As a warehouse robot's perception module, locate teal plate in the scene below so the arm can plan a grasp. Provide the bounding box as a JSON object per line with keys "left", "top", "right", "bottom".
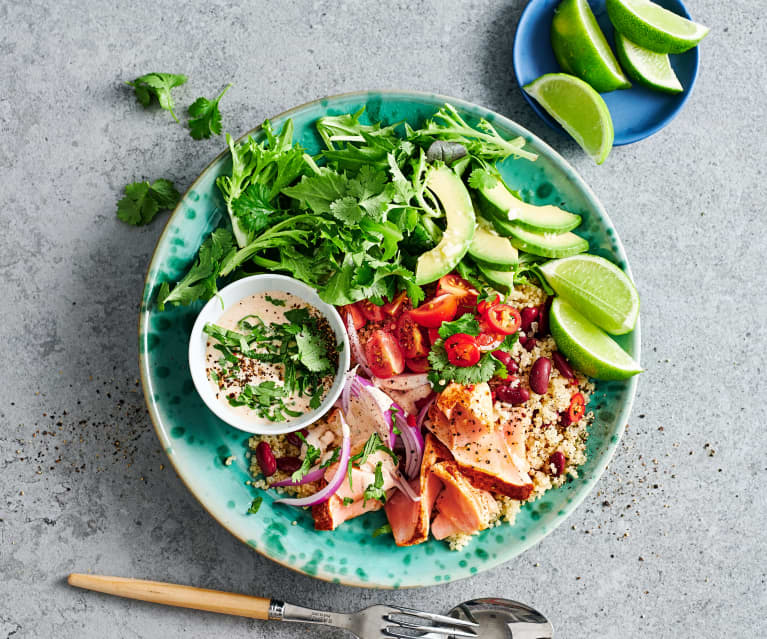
{"left": 139, "top": 91, "right": 640, "bottom": 589}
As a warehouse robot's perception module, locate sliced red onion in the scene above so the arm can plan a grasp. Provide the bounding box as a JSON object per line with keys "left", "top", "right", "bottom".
{"left": 416, "top": 394, "right": 436, "bottom": 430}
{"left": 391, "top": 471, "right": 421, "bottom": 502}
{"left": 273, "top": 412, "right": 351, "bottom": 507}
{"left": 346, "top": 313, "right": 372, "bottom": 377}
{"left": 374, "top": 373, "right": 430, "bottom": 391}
{"left": 270, "top": 466, "right": 325, "bottom": 488}
{"left": 394, "top": 411, "right": 424, "bottom": 479}
{"left": 340, "top": 365, "right": 359, "bottom": 415}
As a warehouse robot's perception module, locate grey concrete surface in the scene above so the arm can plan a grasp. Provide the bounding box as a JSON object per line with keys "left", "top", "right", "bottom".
{"left": 1, "top": 0, "right": 765, "bottom": 637}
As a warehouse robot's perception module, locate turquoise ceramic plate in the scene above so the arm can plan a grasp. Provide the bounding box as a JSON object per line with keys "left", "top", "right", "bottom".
{"left": 139, "top": 91, "right": 640, "bottom": 589}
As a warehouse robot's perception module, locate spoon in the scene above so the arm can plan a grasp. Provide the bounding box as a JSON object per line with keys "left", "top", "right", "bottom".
{"left": 431, "top": 598, "right": 554, "bottom": 639}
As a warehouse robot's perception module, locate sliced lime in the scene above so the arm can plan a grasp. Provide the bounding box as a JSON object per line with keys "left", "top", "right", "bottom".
{"left": 614, "top": 32, "right": 682, "bottom": 93}
{"left": 551, "top": 0, "right": 631, "bottom": 92}
{"left": 539, "top": 254, "right": 639, "bottom": 334}
{"left": 523, "top": 73, "right": 614, "bottom": 165}
{"left": 606, "top": 0, "right": 709, "bottom": 54}
{"left": 550, "top": 298, "right": 642, "bottom": 380}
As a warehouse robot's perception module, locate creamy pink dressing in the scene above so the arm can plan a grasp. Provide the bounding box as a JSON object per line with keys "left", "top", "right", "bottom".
{"left": 205, "top": 291, "right": 330, "bottom": 426}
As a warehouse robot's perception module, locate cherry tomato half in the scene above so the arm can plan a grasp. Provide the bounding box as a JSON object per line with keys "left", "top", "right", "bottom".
{"left": 382, "top": 291, "right": 410, "bottom": 317}
{"left": 405, "top": 357, "right": 430, "bottom": 373}
{"left": 408, "top": 294, "right": 459, "bottom": 328}
{"left": 428, "top": 327, "right": 441, "bottom": 345}
{"left": 477, "top": 294, "right": 502, "bottom": 317}
{"left": 476, "top": 317, "right": 506, "bottom": 350}
{"left": 485, "top": 304, "right": 522, "bottom": 335}
{"left": 396, "top": 312, "right": 429, "bottom": 359}
{"left": 341, "top": 303, "right": 366, "bottom": 331}
{"left": 568, "top": 392, "right": 586, "bottom": 423}
{"left": 444, "top": 333, "right": 481, "bottom": 367}
{"left": 364, "top": 330, "right": 405, "bottom": 378}
{"left": 476, "top": 331, "right": 504, "bottom": 351}
{"left": 358, "top": 300, "right": 386, "bottom": 322}
{"left": 436, "top": 274, "right": 478, "bottom": 310}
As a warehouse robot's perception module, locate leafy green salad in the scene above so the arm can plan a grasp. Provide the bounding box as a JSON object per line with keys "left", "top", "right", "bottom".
{"left": 155, "top": 104, "right": 541, "bottom": 313}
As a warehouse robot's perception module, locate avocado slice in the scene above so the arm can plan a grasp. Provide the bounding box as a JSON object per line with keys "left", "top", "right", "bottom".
{"left": 501, "top": 224, "right": 589, "bottom": 259}
{"left": 476, "top": 178, "right": 582, "bottom": 233}
{"left": 476, "top": 261, "right": 516, "bottom": 293}
{"left": 415, "top": 166, "right": 476, "bottom": 285}
{"left": 467, "top": 217, "right": 518, "bottom": 270}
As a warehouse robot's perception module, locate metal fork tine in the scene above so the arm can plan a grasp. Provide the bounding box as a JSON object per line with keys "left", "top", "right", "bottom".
{"left": 382, "top": 626, "right": 477, "bottom": 638}
{"left": 386, "top": 605, "right": 479, "bottom": 628}
{"left": 383, "top": 618, "right": 478, "bottom": 637}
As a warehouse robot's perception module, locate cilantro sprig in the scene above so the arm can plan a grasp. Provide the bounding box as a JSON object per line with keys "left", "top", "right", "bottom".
{"left": 127, "top": 73, "right": 187, "bottom": 122}
{"left": 427, "top": 315, "right": 516, "bottom": 392}
{"left": 116, "top": 179, "right": 180, "bottom": 226}
{"left": 188, "top": 84, "right": 232, "bottom": 140}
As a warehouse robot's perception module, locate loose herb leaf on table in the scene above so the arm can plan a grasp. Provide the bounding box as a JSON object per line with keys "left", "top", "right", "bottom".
{"left": 117, "top": 179, "right": 181, "bottom": 226}
{"left": 127, "top": 72, "right": 187, "bottom": 122}
{"left": 188, "top": 83, "right": 232, "bottom": 139}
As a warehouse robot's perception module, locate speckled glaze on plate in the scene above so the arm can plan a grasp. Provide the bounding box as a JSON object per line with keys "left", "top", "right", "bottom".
{"left": 138, "top": 91, "right": 640, "bottom": 589}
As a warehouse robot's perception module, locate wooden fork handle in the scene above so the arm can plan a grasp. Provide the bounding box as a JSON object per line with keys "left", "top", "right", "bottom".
{"left": 67, "top": 574, "right": 272, "bottom": 620}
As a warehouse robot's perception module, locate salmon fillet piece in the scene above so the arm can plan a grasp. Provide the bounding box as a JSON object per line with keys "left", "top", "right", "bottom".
{"left": 428, "top": 383, "right": 533, "bottom": 499}
{"left": 429, "top": 460, "right": 500, "bottom": 539}
{"left": 384, "top": 434, "right": 448, "bottom": 546}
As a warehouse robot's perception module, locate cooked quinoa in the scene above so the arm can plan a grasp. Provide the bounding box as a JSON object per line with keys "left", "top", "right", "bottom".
{"left": 248, "top": 284, "right": 597, "bottom": 551}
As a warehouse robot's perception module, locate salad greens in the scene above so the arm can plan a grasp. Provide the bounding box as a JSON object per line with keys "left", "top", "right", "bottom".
{"left": 158, "top": 103, "right": 536, "bottom": 311}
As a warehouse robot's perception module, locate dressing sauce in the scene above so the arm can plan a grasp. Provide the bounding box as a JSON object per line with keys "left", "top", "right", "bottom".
{"left": 204, "top": 291, "right": 337, "bottom": 426}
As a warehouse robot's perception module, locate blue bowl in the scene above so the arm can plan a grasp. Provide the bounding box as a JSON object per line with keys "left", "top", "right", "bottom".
{"left": 513, "top": 0, "right": 700, "bottom": 145}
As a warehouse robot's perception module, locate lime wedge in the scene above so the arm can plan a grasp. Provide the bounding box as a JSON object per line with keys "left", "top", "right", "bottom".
{"left": 550, "top": 298, "right": 642, "bottom": 380}
{"left": 539, "top": 254, "right": 639, "bottom": 334}
{"left": 614, "top": 32, "right": 682, "bottom": 93}
{"left": 523, "top": 73, "right": 614, "bottom": 165}
{"left": 551, "top": 0, "right": 631, "bottom": 92}
{"left": 606, "top": 0, "right": 709, "bottom": 53}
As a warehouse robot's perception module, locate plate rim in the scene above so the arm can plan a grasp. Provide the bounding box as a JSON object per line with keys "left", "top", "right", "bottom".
{"left": 138, "top": 89, "right": 640, "bottom": 588}
{"left": 512, "top": 0, "right": 700, "bottom": 146}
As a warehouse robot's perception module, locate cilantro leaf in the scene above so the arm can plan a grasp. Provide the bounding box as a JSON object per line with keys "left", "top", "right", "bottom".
{"left": 295, "top": 328, "right": 331, "bottom": 373}
{"left": 427, "top": 338, "right": 506, "bottom": 392}
{"left": 188, "top": 84, "right": 232, "bottom": 139}
{"left": 329, "top": 196, "right": 365, "bottom": 225}
{"left": 157, "top": 227, "right": 235, "bottom": 309}
{"left": 291, "top": 442, "right": 321, "bottom": 482}
{"left": 231, "top": 183, "right": 283, "bottom": 236}
{"left": 247, "top": 497, "right": 263, "bottom": 514}
{"left": 437, "top": 315, "right": 481, "bottom": 339}
{"left": 127, "top": 73, "right": 187, "bottom": 122}
{"left": 468, "top": 168, "right": 500, "bottom": 191}
{"left": 281, "top": 170, "right": 349, "bottom": 214}
{"left": 117, "top": 179, "right": 180, "bottom": 225}
{"left": 372, "top": 523, "right": 392, "bottom": 538}
{"left": 362, "top": 461, "right": 387, "bottom": 506}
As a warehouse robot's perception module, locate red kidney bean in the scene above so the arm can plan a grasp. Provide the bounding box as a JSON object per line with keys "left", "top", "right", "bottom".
{"left": 523, "top": 337, "right": 537, "bottom": 351}
{"left": 286, "top": 428, "right": 309, "bottom": 448}
{"left": 537, "top": 300, "right": 552, "bottom": 335}
{"left": 492, "top": 350, "right": 519, "bottom": 373}
{"left": 550, "top": 451, "right": 566, "bottom": 476}
{"left": 552, "top": 351, "right": 575, "bottom": 379}
{"left": 255, "top": 441, "right": 277, "bottom": 477}
{"left": 520, "top": 306, "right": 539, "bottom": 333}
{"left": 276, "top": 456, "right": 302, "bottom": 473}
{"left": 529, "top": 357, "right": 552, "bottom": 394}
{"left": 495, "top": 384, "right": 530, "bottom": 405}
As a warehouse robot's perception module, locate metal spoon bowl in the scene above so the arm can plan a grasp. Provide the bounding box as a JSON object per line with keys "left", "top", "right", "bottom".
{"left": 434, "top": 598, "right": 554, "bottom": 639}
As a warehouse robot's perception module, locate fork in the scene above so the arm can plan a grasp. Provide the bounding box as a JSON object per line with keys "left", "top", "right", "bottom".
{"left": 68, "top": 574, "right": 479, "bottom": 638}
